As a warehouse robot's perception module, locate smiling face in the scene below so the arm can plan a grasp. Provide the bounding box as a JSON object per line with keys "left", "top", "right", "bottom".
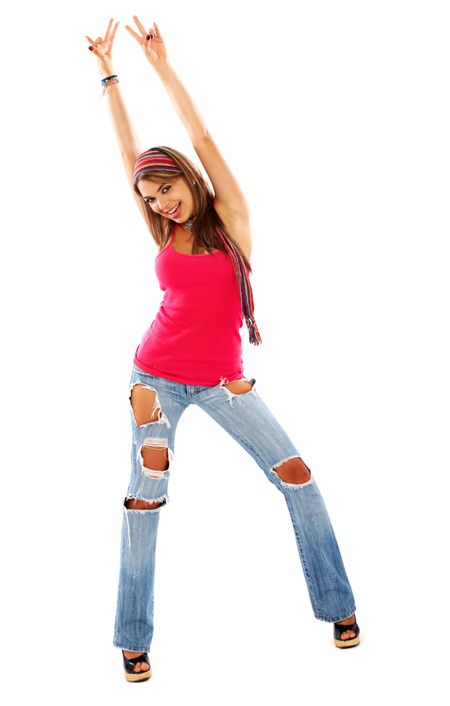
{"left": 138, "top": 176, "right": 195, "bottom": 223}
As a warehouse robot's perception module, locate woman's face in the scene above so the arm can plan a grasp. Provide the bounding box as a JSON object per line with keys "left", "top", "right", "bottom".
{"left": 138, "top": 176, "right": 195, "bottom": 223}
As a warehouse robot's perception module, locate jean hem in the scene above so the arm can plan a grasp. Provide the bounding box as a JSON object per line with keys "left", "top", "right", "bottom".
{"left": 113, "top": 642, "right": 151, "bottom": 652}
{"left": 314, "top": 606, "right": 357, "bottom": 623}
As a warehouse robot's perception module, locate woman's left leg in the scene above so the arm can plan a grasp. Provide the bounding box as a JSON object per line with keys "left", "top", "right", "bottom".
{"left": 193, "top": 377, "right": 357, "bottom": 625}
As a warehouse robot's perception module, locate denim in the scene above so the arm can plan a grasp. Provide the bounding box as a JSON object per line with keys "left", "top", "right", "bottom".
{"left": 113, "top": 364, "right": 357, "bottom": 652}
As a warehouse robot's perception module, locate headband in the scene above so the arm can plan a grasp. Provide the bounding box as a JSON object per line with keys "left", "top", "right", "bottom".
{"left": 133, "top": 148, "right": 181, "bottom": 184}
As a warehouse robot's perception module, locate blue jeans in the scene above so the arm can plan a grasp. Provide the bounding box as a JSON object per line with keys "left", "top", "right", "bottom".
{"left": 113, "top": 365, "right": 357, "bottom": 652}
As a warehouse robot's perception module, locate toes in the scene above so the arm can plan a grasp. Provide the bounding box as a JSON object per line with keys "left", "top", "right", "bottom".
{"left": 133, "top": 661, "right": 149, "bottom": 672}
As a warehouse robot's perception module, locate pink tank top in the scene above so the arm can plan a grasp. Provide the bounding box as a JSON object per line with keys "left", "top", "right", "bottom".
{"left": 133, "top": 227, "right": 245, "bottom": 386}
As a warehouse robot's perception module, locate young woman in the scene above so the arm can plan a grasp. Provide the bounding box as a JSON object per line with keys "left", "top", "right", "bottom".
{"left": 86, "top": 16, "right": 360, "bottom": 683}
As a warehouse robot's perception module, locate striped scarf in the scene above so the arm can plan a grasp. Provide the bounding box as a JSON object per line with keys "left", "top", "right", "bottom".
{"left": 133, "top": 147, "right": 262, "bottom": 345}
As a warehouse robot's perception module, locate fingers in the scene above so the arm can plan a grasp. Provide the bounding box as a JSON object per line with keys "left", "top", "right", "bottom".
{"left": 124, "top": 24, "right": 142, "bottom": 42}
{"left": 110, "top": 20, "right": 120, "bottom": 42}
{"left": 132, "top": 14, "right": 147, "bottom": 37}
{"left": 123, "top": 17, "right": 160, "bottom": 46}
{"left": 85, "top": 34, "right": 101, "bottom": 55}
{"left": 104, "top": 17, "right": 114, "bottom": 41}
{"left": 85, "top": 17, "right": 118, "bottom": 52}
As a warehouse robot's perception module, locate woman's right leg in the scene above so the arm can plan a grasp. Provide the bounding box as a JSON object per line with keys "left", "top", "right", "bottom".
{"left": 112, "top": 368, "right": 188, "bottom": 663}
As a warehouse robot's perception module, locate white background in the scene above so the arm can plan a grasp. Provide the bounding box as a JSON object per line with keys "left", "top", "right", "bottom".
{"left": 1, "top": 0, "right": 449, "bottom": 702}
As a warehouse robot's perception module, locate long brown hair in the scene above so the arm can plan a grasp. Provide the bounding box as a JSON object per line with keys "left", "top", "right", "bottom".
{"left": 133, "top": 145, "right": 251, "bottom": 269}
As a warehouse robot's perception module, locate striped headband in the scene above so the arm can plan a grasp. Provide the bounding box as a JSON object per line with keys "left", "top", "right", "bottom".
{"left": 133, "top": 147, "right": 181, "bottom": 183}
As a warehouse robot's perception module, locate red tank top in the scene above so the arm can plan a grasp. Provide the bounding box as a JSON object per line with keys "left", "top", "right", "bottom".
{"left": 133, "top": 227, "right": 245, "bottom": 386}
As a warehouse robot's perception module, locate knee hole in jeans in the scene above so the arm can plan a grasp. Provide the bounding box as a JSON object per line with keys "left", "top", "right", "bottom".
{"left": 273, "top": 456, "right": 312, "bottom": 484}
{"left": 140, "top": 444, "right": 170, "bottom": 472}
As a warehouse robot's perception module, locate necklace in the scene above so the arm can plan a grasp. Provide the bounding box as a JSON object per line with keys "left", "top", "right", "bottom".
{"left": 182, "top": 218, "right": 194, "bottom": 233}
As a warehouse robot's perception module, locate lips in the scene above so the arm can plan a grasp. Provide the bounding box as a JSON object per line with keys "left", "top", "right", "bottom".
{"left": 164, "top": 202, "right": 181, "bottom": 217}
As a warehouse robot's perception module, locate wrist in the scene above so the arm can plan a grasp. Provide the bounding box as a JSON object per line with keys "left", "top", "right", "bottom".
{"left": 97, "top": 60, "right": 115, "bottom": 78}
{"left": 153, "top": 60, "right": 171, "bottom": 75}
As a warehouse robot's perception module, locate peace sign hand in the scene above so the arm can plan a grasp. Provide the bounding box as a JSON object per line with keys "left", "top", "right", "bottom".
{"left": 125, "top": 16, "right": 168, "bottom": 67}
{"left": 86, "top": 17, "right": 119, "bottom": 67}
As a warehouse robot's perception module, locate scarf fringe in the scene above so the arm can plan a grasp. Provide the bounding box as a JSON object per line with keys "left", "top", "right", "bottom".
{"left": 214, "top": 225, "right": 262, "bottom": 346}
{"left": 245, "top": 314, "right": 263, "bottom": 345}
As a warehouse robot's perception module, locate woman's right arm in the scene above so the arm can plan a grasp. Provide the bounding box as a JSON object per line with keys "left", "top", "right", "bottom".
{"left": 99, "top": 61, "right": 152, "bottom": 229}
{"left": 87, "top": 20, "right": 151, "bottom": 231}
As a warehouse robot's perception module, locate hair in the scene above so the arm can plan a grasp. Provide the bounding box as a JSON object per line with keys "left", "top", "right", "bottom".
{"left": 133, "top": 145, "right": 249, "bottom": 263}
{"left": 132, "top": 145, "right": 262, "bottom": 345}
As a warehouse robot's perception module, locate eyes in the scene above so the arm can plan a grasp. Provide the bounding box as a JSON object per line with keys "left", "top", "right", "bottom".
{"left": 144, "top": 185, "right": 171, "bottom": 204}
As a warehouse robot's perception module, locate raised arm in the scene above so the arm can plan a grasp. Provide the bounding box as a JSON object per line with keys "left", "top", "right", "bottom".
{"left": 86, "top": 19, "right": 151, "bottom": 231}
{"left": 156, "top": 62, "right": 250, "bottom": 221}
{"left": 125, "top": 18, "right": 251, "bottom": 238}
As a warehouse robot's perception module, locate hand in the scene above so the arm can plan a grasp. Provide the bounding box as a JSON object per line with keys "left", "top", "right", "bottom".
{"left": 86, "top": 17, "right": 119, "bottom": 67}
{"left": 125, "top": 16, "right": 168, "bottom": 67}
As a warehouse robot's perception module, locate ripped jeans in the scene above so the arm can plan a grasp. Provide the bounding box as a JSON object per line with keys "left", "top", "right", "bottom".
{"left": 113, "top": 364, "right": 357, "bottom": 653}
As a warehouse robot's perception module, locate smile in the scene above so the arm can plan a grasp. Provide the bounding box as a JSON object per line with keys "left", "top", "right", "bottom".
{"left": 164, "top": 202, "right": 181, "bottom": 217}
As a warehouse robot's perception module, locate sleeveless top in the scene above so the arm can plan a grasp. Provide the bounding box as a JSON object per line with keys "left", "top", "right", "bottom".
{"left": 133, "top": 226, "right": 245, "bottom": 386}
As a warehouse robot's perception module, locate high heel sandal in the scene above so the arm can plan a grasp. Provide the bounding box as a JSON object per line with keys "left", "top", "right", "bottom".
{"left": 122, "top": 650, "right": 152, "bottom": 682}
{"left": 333, "top": 618, "right": 360, "bottom": 648}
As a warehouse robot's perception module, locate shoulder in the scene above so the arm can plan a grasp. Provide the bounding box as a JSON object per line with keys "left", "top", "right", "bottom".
{"left": 213, "top": 199, "right": 252, "bottom": 263}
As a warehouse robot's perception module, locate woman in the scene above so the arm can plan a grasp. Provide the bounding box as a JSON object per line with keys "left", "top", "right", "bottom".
{"left": 86, "top": 16, "right": 360, "bottom": 683}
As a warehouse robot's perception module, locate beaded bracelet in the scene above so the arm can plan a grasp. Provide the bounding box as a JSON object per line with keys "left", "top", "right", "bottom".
{"left": 100, "top": 74, "right": 119, "bottom": 98}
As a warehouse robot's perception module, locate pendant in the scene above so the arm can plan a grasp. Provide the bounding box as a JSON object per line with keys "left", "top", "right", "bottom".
{"left": 183, "top": 218, "right": 194, "bottom": 233}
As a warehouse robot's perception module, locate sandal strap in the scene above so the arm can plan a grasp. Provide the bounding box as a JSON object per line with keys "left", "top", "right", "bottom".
{"left": 334, "top": 622, "right": 360, "bottom": 639}
{"left": 122, "top": 651, "right": 150, "bottom": 671}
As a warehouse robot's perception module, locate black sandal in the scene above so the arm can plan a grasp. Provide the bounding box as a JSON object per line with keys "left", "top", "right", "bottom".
{"left": 333, "top": 618, "right": 360, "bottom": 648}
{"left": 122, "top": 650, "right": 152, "bottom": 682}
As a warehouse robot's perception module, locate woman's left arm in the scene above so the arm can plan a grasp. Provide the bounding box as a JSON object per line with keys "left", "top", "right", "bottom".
{"left": 158, "top": 63, "right": 250, "bottom": 217}
{"left": 126, "top": 18, "right": 250, "bottom": 223}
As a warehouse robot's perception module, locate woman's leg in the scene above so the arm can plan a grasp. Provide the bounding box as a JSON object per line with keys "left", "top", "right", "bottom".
{"left": 193, "top": 377, "right": 357, "bottom": 628}
{"left": 113, "top": 370, "right": 188, "bottom": 666}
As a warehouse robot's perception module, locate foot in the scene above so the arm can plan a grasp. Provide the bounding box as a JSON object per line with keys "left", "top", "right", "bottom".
{"left": 335, "top": 613, "right": 357, "bottom": 641}
{"left": 122, "top": 650, "right": 150, "bottom": 673}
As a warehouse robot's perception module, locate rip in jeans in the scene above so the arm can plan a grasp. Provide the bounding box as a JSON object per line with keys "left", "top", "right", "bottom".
{"left": 123, "top": 383, "right": 174, "bottom": 548}
{"left": 218, "top": 377, "right": 257, "bottom": 406}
